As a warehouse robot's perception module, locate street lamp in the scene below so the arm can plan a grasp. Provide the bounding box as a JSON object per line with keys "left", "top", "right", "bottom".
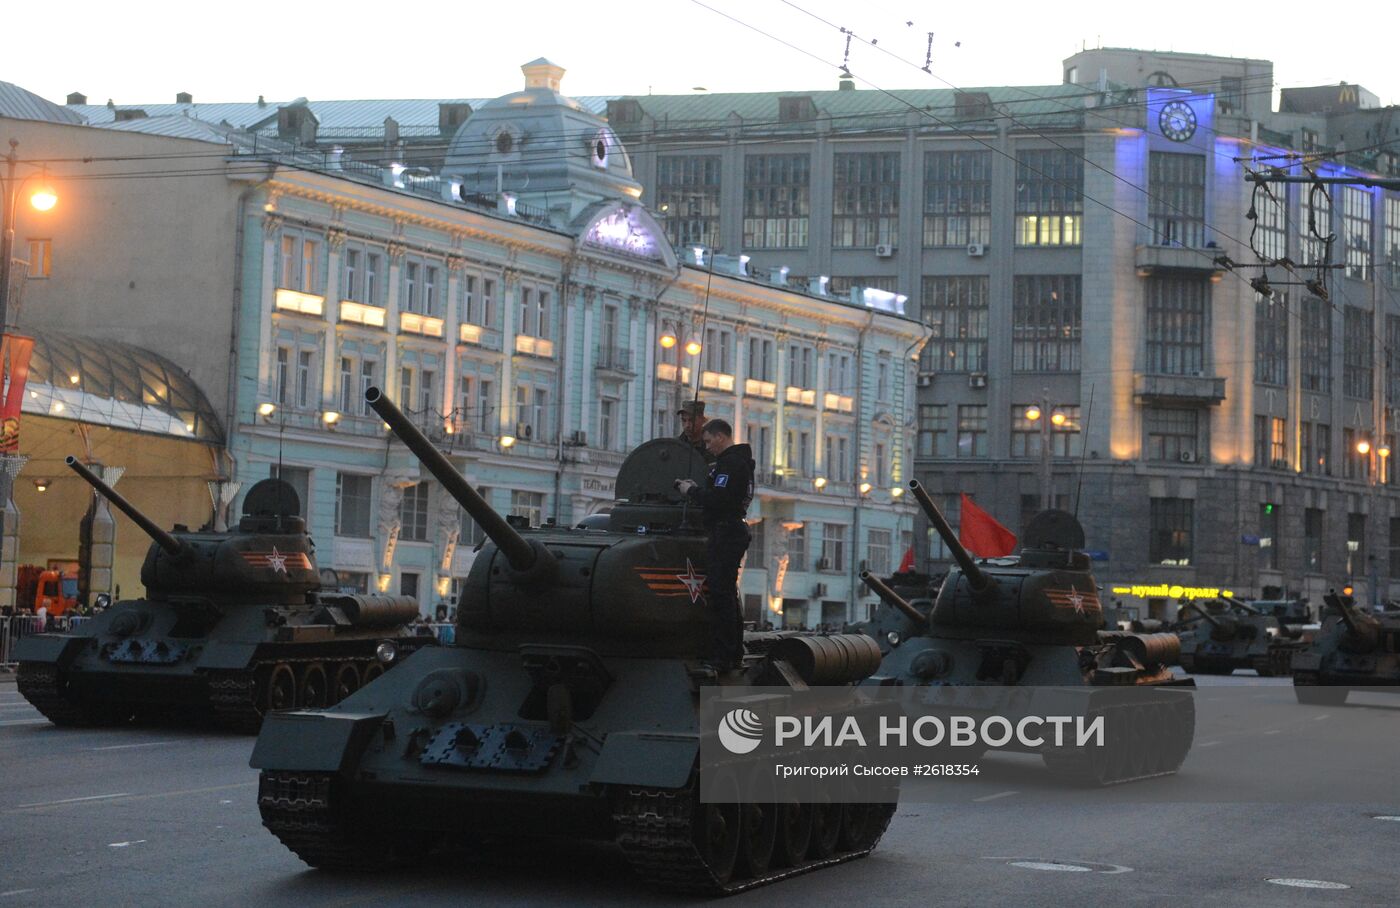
{"left": 1023, "top": 389, "right": 1068, "bottom": 511}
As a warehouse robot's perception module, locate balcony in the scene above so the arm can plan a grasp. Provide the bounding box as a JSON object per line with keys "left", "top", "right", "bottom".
{"left": 657, "top": 363, "right": 691, "bottom": 383}
{"left": 745, "top": 378, "right": 777, "bottom": 399}
{"left": 515, "top": 335, "right": 555, "bottom": 358}
{"left": 1134, "top": 372, "right": 1227, "bottom": 405}
{"left": 275, "top": 288, "right": 325, "bottom": 317}
{"left": 399, "top": 312, "right": 444, "bottom": 339}
{"left": 702, "top": 371, "right": 736, "bottom": 393}
{"left": 823, "top": 392, "right": 854, "bottom": 414}
{"left": 1134, "top": 244, "right": 1227, "bottom": 278}
{"left": 338, "top": 300, "right": 386, "bottom": 328}
{"left": 786, "top": 387, "right": 817, "bottom": 407}
{"left": 595, "top": 346, "right": 635, "bottom": 376}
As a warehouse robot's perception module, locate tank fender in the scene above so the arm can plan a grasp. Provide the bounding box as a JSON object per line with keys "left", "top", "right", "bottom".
{"left": 249, "top": 711, "right": 387, "bottom": 773}
{"left": 196, "top": 641, "right": 261, "bottom": 670}
{"left": 12, "top": 633, "right": 87, "bottom": 667}
{"left": 590, "top": 731, "right": 698, "bottom": 789}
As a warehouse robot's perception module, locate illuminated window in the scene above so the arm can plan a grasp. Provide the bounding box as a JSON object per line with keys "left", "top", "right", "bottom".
{"left": 1272, "top": 417, "right": 1286, "bottom": 464}
{"left": 956, "top": 405, "right": 987, "bottom": 458}
{"left": 1012, "top": 275, "right": 1081, "bottom": 372}
{"left": 1255, "top": 292, "right": 1288, "bottom": 387}
{"left": 1149, "top": 498, "right": 1193, "bottom": 565}
{"left": 1343, "top": 306, "right": 1373, "bottom": 400}
{"left": 1014, "top": 149, "right": 1082, "bottom": 246}
{"left": 922, "top": 150, "right": 991, "bottom": 247}
{"left": 1145, "top": 276, "right": 1207, "bottom": 376}
{"left": 1302, "top": 296, "right": 1332, "bottom": 392}
{"left": 25, "top": 239, "right": 51, "bottom": 278}
{"left": 832, "top": 152, "right": 900, "bottom": 248}
{"left": 921, "top": 276, "right": 988, "bottom": 373}
{"left": 1148, "top": 152, "right": 1206, "bottom": 247}
{"left": 743, "top": 154, "right": 809, "bottom": 248}
{"left": 657, "top": 156, "right": 721, "bottom": 249}
{"left": 1343, "top": 187, "right": 1373, "bottom": 281}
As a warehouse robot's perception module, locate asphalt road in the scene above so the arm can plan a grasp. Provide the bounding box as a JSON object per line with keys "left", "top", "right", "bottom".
{"left": 1, "top": 674, "right": 1397, "bottom": 907}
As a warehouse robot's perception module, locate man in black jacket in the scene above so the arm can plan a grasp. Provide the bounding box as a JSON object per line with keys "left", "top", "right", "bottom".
{"left": 674, "top": 419, "right": 754, "bottom": 673}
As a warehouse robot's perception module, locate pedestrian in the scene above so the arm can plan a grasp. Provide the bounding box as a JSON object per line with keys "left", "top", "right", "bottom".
{"left": 674, "top": 418, "right": 754, "bottom": 675}
{"left": 676, "top": 400, "right": 715, "bottom": 463}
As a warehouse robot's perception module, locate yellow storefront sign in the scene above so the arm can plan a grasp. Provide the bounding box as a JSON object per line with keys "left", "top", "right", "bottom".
{"left": 1109, "top": 583, "right": 1235, "bottom": 601}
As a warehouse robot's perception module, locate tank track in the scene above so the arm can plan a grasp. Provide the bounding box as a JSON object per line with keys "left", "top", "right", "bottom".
{"left": 1040, "top": 694, "right": 1195, "bottom": 786}
{"left": 207, "top": 670, "right": 263, "bottom": 734}
{"left": 612, "top": 786, "right": 895, "bottom": 894}
{"left": 257, "top": 771, "right": 436, "bottom": 870}
{"left": 16, "top": 663, "right": 132, "bottom": 727}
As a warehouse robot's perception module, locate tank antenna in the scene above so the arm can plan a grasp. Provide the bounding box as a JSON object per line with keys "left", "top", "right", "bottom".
{"left": 1072, "top": 382, "right": 1095, "bottom": 522}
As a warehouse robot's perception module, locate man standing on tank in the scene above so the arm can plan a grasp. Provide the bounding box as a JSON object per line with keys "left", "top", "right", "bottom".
{"left": 677, "top": 399, "right": 715, "bottom": 463}
{"left": 675, "top": 419, "right": 754, "bottom": 675}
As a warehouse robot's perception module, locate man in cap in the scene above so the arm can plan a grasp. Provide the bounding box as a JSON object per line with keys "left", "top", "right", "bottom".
{"left": 677, "top": 399, "right": 715, "bottom": 463}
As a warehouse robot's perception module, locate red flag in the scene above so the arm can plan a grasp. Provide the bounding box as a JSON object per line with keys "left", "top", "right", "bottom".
{"left": 0, "top": 334, "right": 35, "bottom": 453}
{"left": 958, "top": 493, "right": 1017, "bottom": 558}
{"left": 897, "top": 545, "right": 915, "bottom": 573}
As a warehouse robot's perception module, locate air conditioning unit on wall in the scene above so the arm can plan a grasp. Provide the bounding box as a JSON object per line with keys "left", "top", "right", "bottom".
{"left": 874, "top": 243, "right": 895, "bottom": 258}
{"left": 968, "top": 373, "right": 988, "bottom": 389}
{"left": 967, "top": 243, "right": 987, "bottom": 257}
{"left": 1180, "top": 450, "right": 1197, "bottom": 463}
{"left": 916, "top": 374, "right": 934, "bottom": 387}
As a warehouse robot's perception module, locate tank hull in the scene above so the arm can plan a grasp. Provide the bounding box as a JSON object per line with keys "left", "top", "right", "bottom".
{"left": 251, "top": 642, "right": 896, "bottom": 893}
{"left": 1291, "top": 610, "right": 1400, "bottom": 704}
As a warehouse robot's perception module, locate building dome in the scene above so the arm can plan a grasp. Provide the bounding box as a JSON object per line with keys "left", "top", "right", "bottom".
{"left": 442, "top": 60, "right": 641, "bottom": 222}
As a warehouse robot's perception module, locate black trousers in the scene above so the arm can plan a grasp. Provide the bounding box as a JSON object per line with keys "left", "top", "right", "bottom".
{"left": 706, "top": 521, "right": 751, "bottom": 667}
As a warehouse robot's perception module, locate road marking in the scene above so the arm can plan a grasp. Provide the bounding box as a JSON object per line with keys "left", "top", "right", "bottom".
{"left": 973, "top": 790, "right": 1018, "bottom": 803}
{"left": 90, "top": 741, "right": 176, "bottom": 751}
{"left": 1198, "top": 740, "right": 1221, "bottom": 748}
{"left": 18, "top": 792, "right": 131, "bottom": 808}
{"left": 1312, "top": 715, "right": 1331, "bottom": 721}
{"left": 1374, "top": 815, "right": 1400, "bottom": 822}
{"left": 1266, "top": 878, "right": 1350, "bottom": 890}
{"left": 1262, "top": 729, "right": 1283, "bottom": 736}
{"left": 1010, "top": 861, "right": 1091, "bottom": 872}
{"left": 0, "top": 718, "right": 48, "bottom": 728}
{"left": 1, "top": 890, "right": 36, "bottom": 898}
{"left": 108, "top": 840, "right": 147, "bottom": 848}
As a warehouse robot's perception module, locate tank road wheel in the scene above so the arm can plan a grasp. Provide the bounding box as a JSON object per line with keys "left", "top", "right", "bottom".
{"left": 694, "top": 774, "right": 741, "bottom": 886}
{"left": 838, "top": 802, "right": 897, "bottom": 852}
{"left": 1294, "top": 683, "right": 1348, "bottom": 706}
{"left": 298, "top": 663, "right": 329, "bottom": 709}
{"left": 772, "top": 801, "right": 812, "bottom": 869}
{"left": 332, "top": 663, "right": 362, "bottom": 704}
{"left": 738, "top": 802, "right": 777, "bottom": 877}
{"left": 265, "top": 663, "right": 297, "bottom": 713}
{"left": 361, "top": 662, "right": 386, "bottom": 686}
{"left": 808, "top": 801, "right": 844, "bottom": 859}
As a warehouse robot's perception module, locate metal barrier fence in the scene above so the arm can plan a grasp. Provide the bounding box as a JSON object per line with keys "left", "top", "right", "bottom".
{"left": 1, "top": 614, "right": 92, "bottom": 669}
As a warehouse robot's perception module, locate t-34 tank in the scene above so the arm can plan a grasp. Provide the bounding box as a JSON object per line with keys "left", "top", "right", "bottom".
{"left": 1292, "top": 591, "right": 1400, "bottom": 705}
{"left": 1177, "top": 598, "right": 1307, "bottom": 676}
{"left": 855, "top": 480, "right": 1195, "bottom": 786}
{"left": 15, "top": 457, "right": 432, "bottom": 732}
{"left": 250, "top": 388, "right": 893, "bottom": 894}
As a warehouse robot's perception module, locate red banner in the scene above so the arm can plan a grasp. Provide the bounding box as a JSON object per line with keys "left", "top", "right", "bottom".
{"left": 958, "top": 493, "right": 1018, "bottom": 558}
{"left": 0, "top": 334, "right": 35, "bottom": 453}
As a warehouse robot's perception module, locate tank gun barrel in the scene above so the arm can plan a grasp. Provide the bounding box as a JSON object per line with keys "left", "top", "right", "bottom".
{"left": 1324, "top": 591, "right": 1379, "bottom": 649}
{"left": 907, "top": 480, "right": 989, "bottom": 591}
{"left": 366, "top": 387, "right": 537, "bottom": 572}
{"left": 860, "top": 571, "right": 926, "bottom": 626}
{"left": 1183, "top": 601, "right": 1224, "bottom": 628}
{"left": 1225, "top": 596, "right": 1263, "bottom": 616}
{"left": 66, "top": 456, "right": 183, "bottom": 556}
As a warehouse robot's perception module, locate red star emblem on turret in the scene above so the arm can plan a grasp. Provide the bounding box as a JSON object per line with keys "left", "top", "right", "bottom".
{"left": 678, "top": 558, "right": 706, "bottom": 604}
{"left": 265, "top": 547, "right": 288, "bottom": 574}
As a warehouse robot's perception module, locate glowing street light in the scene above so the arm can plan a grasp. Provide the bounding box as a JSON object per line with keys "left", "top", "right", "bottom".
{"left": 29, "top": 182, "right": 58, "bottom": 212}
{"left": 1024, "top": 405, "right": 1042, "bottom": 422}
{"left": 1357, "top": 439, "right": 1371, "bottom": 455}
{"left": 1050, "top": 411, "right": 1067, "bottom": 427}
{"left": 890, "top": 486, "right": 905, "bottom": 499}
{"left": 684, "top": 337, "right": 702, "bottom": 357}
{"left": 813, "top": 476, "right": 827, "bottom": 490}
{"left": 258, "top": 402, "right": 277, "bottom": 417}
{"left": 858, "top": 481, "right": 873, "bottom": 496}
{"left": 499, "top": 435, "right": 517, "bottom": 449}
{"left": 659, "top": 330, "right": 677, "bottom": 349}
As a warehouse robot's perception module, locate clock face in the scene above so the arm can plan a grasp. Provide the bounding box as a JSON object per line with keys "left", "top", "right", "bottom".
{"left": 1159, "top": 100, "right": 1197, "bottom": 142}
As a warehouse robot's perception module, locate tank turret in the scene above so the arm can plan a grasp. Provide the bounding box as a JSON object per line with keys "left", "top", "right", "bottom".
{"left": 1325, "top": 592, "right": 1380, "bottom": 654}
{"left": 67, "top": 456, "right": 318, "bottom": 604}
{"left": 860, "top": 570, "right": 927, "bottom": 627}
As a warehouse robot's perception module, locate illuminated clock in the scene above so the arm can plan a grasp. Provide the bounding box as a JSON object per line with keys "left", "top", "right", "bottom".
{"left": 1158, "top": 100, "right": 1197, "bottom": 142}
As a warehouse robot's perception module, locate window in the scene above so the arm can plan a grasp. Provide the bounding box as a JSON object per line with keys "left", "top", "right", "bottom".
{"left": 1304, "top": 508, "right": 1324, "bottom": 571}
{"left": 25, "top": 238, "right": 51, "bottom": 278}
{"left": 599, "top": 399, "right": 617, "bottom": 450}
{"left": 275, "top": 346, "right": 290, "bottom": 405}
{"left": 785, "top": 430, "right": 813, "bottom": 477}
{"left": 518, "top": 285, "right": 551, "bottom": 339}
{"left": 748, "top": 337, "right": 775, "bottom": 382}
{"left": 1012, "top": 275, "right": 1081, "bottom": 372}
{"left": 1390, "top": 517, "right": 1400, "bottom": 578}
{"left": 1148, "top": 152, "right": 1206, "bottom": 247}
{"left": 1258, "top": 503, "right": 1278, "bottom": 570}
{"left": 1343, "top": 428, "right": 1370, "bottom": 480}
{"left": 280, "top": 232, "right": 320, "bottom": 292}
{"left": 1300, "top": 185, "right": 1332, "bottom": 266}
{"left": 1255, "top": 182, "right": 1287, "bottom": 261}
{"left": 1255, "top": 292, "right": 1288, "bottom": 387}
{"left": 1015, "top": 149, "right": 1083, "bottom": 246}
{"left": 335, "top": 572, "right": 370, "bottom": 594}
{"left": 1300, "top": 421, "right": 1331, "bottom": 475}
{"left": 867, "top": 529, "right": 892, "bottom": 576}
{"left": 877, "top": 356, "right": 891, "bottom": 401}
{"left": 956, "top": 405, "right": 987, "bottom": 458}
{"left": 1149, "top": 498, "right": 1193, "bottom": 565}
{"left": 339, "top": 357, "right": 354, "bottom": 414}
{"left": 921, "top": 276, "right": 988, "bottom": 372}
{"left": 463, "top": 275, "right": 496, "bottom": 326}
{"left": 927, "top": 494, "right": 962, "bottom": 561}
{"left": 269, "top": 465, "right": 310, "bottom": 520}
{"left": 743, "top": 154, "right": 809, "bottom": 248}
{"left": 419, "top": 369, "right": 436, "bottom": 418}
{"left": 510, "top": 490, "right": 545, "bottom": 527}
{"left": 820, "top": 524, "right": 846, "bottom": 572}
{"left": 750, "top": 520, "right": 766, "bottom": 568}
{"left": 823, "top": 436, "right": 851, "bottom": 482}
{"left": 657, "top": 156, "right": 721, "bottom": 249}
{"left": 342, "top": 247, "right": 381, "bottom": 304}
{"left": 399, "top": 482, "right": 430, "bottom": 541}
{"left": 1145, "top": 407, "right": 1201, "bottom": 462}
{"left": 1012, "top": 405, "right": 1082, "bottom": 457}
{"left": 403, "top": 261, "right": 420, "bottom": 313}
{"left": 1390, "top": 316, "right": 1400, "bottom": 407}
{"left": 787, "top": 524, "right": 806, "bottom": 568}
{"left": 477, "top": 379, "right": 495, "bottom": 433}
{"left": 1301, "top": 296, "right": 1332, "bottom": 392}
{"left": 874, "top": 443, "right": 887, "bottom": 486}
{"left": 1272, "top": 416, "right": 1287, "bottom": 464}
{"left": 335, "top": 473, "right": 373, "bottom": 537}
{"left": 460, "top": 487, "right": 492, "bottom": 546}
{"left": 399, "top": 572, "right": 420, "bottom": 600}
{"left": 787, "top": 343, "right": 816, "bottom": 389}
{"left": 922, "top": 150, "right": 991, "bottom": 246}
{"left": 1385, "top": 197, "right": 1400, "bottom": 289}
{"left": 1146, "top": 276, "right": 1208, "bottom": 376}
{"left": 1343, "top": 187, "right": 1372, "bottom": 281}
{"left": 399, "top": 365, "right": 415, "bottom": 410}
{"left": 295, "top": 349, "right": 314, "bottom": 409}
{"left": 359, "top": 359, "right": 376, "bottom": 416}
{"left": 704, "top": 327, "right": 734, "bottom": 375}
{"left": 832, "top": 152, "right": 900, "bottom": 247}
{"left": 515, "top": 385, "right": 549, "bottom": 441}
{"left": 1347, "top": 513, "right": 1366, "bottom": 576}
{"left": 918, "top": 404, "right": 948, "bottom": 457}
{"left": 826, "top": 351, "right": 853, "bottom": 395}
{"left": 1343, "top": 306, "right": 1373, "bottom": 399}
